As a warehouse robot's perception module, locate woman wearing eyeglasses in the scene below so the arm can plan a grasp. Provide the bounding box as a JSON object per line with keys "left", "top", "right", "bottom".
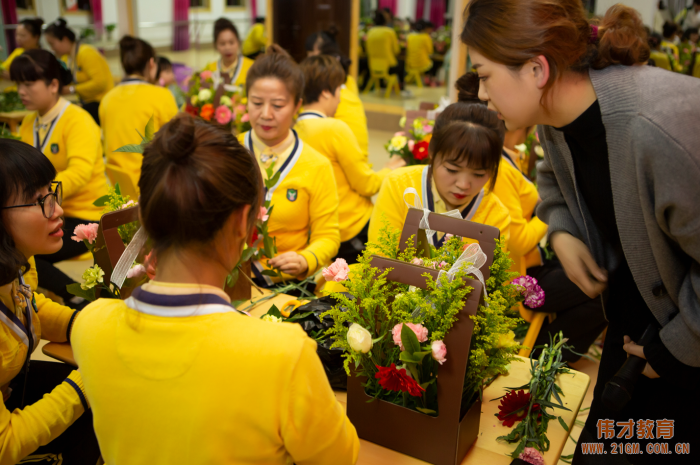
{"left": 0, "top": 139, "right": 101, "bottom": 464}
{"left": 10, "top": 49, "right": 108, "bottom": 309}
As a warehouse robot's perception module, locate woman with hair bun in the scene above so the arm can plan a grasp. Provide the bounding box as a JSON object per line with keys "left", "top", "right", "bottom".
{"left": 100, "top": 35, "right": 178, "bottom": 191}
{"left": 368, "top": 75, "right": 511, "bottom": 249}
{"left": 239, "top": 45, "right": 341, "bottom": 285}
{"left": 45, "top": 18, "right": 113, "bottom": 125}
{"left": 71, "top": 114, "right": 359, "bottom": 464}
{"left": 202, "top": 18, "right": 254, "bottom": 87}
{"left": 10, "top": 49, "right": 108, "bottom": 309}
{"left": 463, "top": 1, "right": 700, "bottom": 461}
{"left": 1, "top": 18, "right": 43, "bottom": 81}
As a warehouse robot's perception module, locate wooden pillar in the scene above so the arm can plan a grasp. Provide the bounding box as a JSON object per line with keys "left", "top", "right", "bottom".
{"left": 448, "top": 0, "right": 469, "bottom": 102}
{"left": 266, "top": 0, "right": 273, "bottom": 45}
{"left": 350, "top": 0, "right": 360, "bottom": 78}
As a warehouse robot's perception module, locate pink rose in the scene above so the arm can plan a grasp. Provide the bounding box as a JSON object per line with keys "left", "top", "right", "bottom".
{"left": 258, "top": 206, "right": 269, "bottom": 222}
{"left": 408, "top": 140, "right": 415, "bottom": 151}
{"left": 322, "top": 258, "right": 350, "bottom": 282}
{"left": 120, "top": 200, "right": 137, "bottom": 209}
{"left": 444, "top": 233, "right": 454, "bottom": 241}
{"left": 215, "top": 105, "right": 232, "bottom": 125}
{"left": 241, "top": 113, "right": 250, "bottom": 123}
{"left": 392, "top": 323, "right": 429, "bottom": 350}
{"left": 423, "top": 124, "right": 433, "bottom": 133}
{"left": 393, "top": 131, "right": 406, "bottom": 137}
{"left": 236, "top": 104, "right": 246, "bottom": 114}
{"left": 411, "top": 258, "right": 423, "bottom": 266}
{"left": 431, "top": 340, "right": 447, "bottom": 364}
{"left": 126, "top": 264, "right": 146, "bottom": 279}
{"left": 519, "top": 447, "right": 545, "bottom": 465}
{"left": 72, "top": 223, "right": 99, "bottom": 244}
{"left": 200, "top": 70, "right": 212, "bottom": 80}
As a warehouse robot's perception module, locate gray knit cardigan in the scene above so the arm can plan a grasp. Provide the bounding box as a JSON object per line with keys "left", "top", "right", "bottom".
{"left": 536, "top": 65, "right": 700, "bottom": 367}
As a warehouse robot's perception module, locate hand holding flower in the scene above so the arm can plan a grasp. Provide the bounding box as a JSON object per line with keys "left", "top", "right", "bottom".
{"left": 269, "top": 252, "right": 308, "bottom": 276}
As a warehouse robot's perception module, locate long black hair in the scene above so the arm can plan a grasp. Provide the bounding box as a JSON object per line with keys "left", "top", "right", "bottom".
{"left": 45, "top": 18, "right": 76, "bottom": 42}
{"left": 9, "top": 49, "right": 73, "bottom": 92}
{"left": 0, "top": 140, "right": 56, "bottom": 286}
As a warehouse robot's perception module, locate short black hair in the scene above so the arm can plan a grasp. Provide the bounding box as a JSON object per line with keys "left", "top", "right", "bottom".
{"left": 0, "top": 139, "right": 56, "bottom": 286}
{"left": 662, "top": 21, "right": 678, "bottom": 39}
{"left": 10, "top": 49, "right": 73, "bottom": 92}
{"left": 19, "top": 18, "right": 44, "bottom": 38}
{"left": 45, "top": 18, "right": 76, "bottom": 42}
{"left": 156, "top": 56, "right": 173, "bottom": 80}
{"left": 213, "top": 17, "right": 240, "bottom": 44}
{"left": 374, "top": 10, "right": 387, "bottom": 26}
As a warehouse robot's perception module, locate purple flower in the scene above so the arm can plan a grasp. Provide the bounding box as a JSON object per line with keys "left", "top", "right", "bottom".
{"left": 512, "top": 275, "right": 545, "bottom": 309}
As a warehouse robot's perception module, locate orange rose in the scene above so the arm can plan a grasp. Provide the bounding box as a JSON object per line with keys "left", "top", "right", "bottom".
{"left": 423, "top": 133, "right": 432, "bottom": 144}
{"left": 200, "top": 103, "right": 215, "bottom": 121}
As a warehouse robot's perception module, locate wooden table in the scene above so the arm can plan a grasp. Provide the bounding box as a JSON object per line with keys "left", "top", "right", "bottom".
{"left": 0, "top": 110, "right": 30, "bottom": 133}
{"left": 44, "top": 289, "right": 589, "bottom": 465}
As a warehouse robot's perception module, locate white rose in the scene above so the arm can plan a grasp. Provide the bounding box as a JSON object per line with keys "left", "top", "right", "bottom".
{"left": 535, "top": 146, "right": 545, "bottom": 158}
{"left": 219, "top": 95, "right": 233, "bottom": 107}
{"left": 514, "top": 143, "right": 527, "bottom": 153}
{"left": 198, "top": 88, "right": 213, "bottom": 102}
{"left": 347, "top": 323, "right": 373, "bottom": 354}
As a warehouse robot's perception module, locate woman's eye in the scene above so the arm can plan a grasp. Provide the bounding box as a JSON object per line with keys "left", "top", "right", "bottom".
{"left": 473, "top": 173, "right": 486, "bottom": 178}
{"left": 446, "top": 168, "right": 458, "bottom": 174}
{"left": 273, "top": 105, "right": 283, "bottom": 110}
{"left": 479, "top": 76, "right": 488, "bottom": 82}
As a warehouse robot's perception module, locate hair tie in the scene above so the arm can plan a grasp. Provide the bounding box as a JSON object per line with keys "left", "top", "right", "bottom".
{"left": 590, "top": 24, "right": 599, "bottom": 44}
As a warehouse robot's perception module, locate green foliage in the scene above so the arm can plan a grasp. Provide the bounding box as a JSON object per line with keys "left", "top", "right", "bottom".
{"left": 94, "top": 183, "right": 139, "bottom": 244}
{"left": 113, "top": 115, "right": 155, "bottom": 154}
{"left": 497, "top": 331, "right": 573, "bottom": 458}
{"left": 0, "top": 91, "right": 25, "bottom": 113}
{"left": 0, "top": 123, "right": 20, "bottom": 140}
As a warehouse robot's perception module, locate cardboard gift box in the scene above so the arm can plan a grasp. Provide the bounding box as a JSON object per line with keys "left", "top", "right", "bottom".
{"left": 347, "top": 209, "right": 501, "bottom": 465}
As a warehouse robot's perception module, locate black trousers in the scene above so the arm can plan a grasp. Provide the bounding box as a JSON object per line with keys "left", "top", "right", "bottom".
{"left": 81, "top": 102, "right": 100, "bottom": 126}
{"left": 334, "top": 221, "right": 369, "bottom": 265}
{"left": 572, "top": 299, "right": 699, "bottom": 464}
{"left": 389, "top": 60, "right": 406, "bottom": 89}
{"left": 6, "top": 361, "right": 100, "bottom": 464}
{"left": 35, "top": 216, "right": 92, "bottom": 307}
{"left": 528, "top": 259, "right": 608, "bottom": 362}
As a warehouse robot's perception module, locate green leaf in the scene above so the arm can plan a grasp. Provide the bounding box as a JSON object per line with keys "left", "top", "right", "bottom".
{"left": 558, "top": 416, "right": 570, "bottom": 432}
{"left": 285, "top": 311, "right": 314, "bottom": 322}
{"left": 265, "top": 304, "right": 282, "bottom": 318}
{"left": 416, "top": 407, "right": 437, "bottom": 415}
{"left": 536, "top": 399, "right": 572, "bottom": 411}
{"left": 93, "top": 195, "right": 110, "bottom": 207}
{"left": 226, "top": 267, "right": 239, "bottom": 287}
{"left": 113, "top": 144, "right": 145, "bottom": 153}
{"left": 371, "top": 333, "right": 386, "bottom": 344}
{"left": 66, "top": 283, "right": 96, "bottom": 301}
{"left": 261, "top": 269, "right": 279, "bottom": 277}
{"left": 240, "top": 246, "right": 257, "bottom": 262}
{"left": 263, "top": 234, "right": 275, "bottom": 259}
{"left": 144, "top": 115, "right": 155, "bottom": 142}
{"left": 114, "top": 183, "right": 121, "bottom": 196}
{"left": 399, "top": 350, "right": 431, "bottom": 364}
{"left": 400, "top": 323, "right": 421, "bottom": 356}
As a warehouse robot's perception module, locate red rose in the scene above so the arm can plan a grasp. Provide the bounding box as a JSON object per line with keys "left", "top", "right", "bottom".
{"left": 375, "top": 363, "right": 426, "bottom": 397}
{"left": 412, "top": 140, "right": 430, "bottom": 161}
{"left": 496, "top": 389, "right": 540, "bottom": 427}
{"left": 185, "top": 103, "right": 199, "bottom": 117}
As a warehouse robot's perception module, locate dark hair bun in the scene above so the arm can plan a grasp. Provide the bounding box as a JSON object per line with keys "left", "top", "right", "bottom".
{"left": 455, "top": 72, "right": 483, "bottom": 104}
{"left": 265, "top": 43, "right": 292, "bottom": 58}
{"left": 58, "top": 60, "right": 73, "bottom": 87}
{"left": 119, "top": 35, "right": 139, "bottom": 50}
{"left": 593, "top": 5, "right": 650, "bottom": 68}
{"left": 20, "top": 18, "right": 44, "bottom": 37}
{"left": 54, "top": 18, "right": 68, "bottom": 28}
{"left": 156, "top": 115, "right": 197, "bottom": 163}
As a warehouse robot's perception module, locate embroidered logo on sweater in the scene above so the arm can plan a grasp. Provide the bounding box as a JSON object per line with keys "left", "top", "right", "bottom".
{"left": 286, "top": 189, "right": 298, "bottom": 202}
{"left": 50, "top": 143, "right": 59, "bottom": 154}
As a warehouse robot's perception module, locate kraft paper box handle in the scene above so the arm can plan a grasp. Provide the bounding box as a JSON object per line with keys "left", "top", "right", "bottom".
{"left": 398, "top": 208, "right": 500, "bottom": 282}
{"left": 93, "top": 206, "right": 140, "bottom": 291}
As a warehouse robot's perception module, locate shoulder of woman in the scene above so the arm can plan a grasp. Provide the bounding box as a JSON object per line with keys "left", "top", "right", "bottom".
{"left": 300, "top": 139, "right": 333, "bottom": 167}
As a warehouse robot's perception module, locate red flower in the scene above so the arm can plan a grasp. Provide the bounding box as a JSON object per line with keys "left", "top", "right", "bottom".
{"left": 200, "top": 103, "right": 215, "bottom": 121}
{"left": 412, "top": 140, "right": 430, "bottom": 161}
{"left": 497, "top": 389, "right": 540, "bottom": 427}
{"left": 185, "top": 103, "right": 199, "bottom": 117}
{"left": 248, "top": 228, "right": 259, "bottom": 247}
{"left": 375, "top": 363, "right": 426, "bottom": 397}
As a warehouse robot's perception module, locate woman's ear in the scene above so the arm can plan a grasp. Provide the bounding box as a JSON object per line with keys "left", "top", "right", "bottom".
{"left": 49, "top": 78, "right": 60, "bottom": 95}
{"left": 294, "top": 98, "right": 303, "bottom": 114}
{"left": 530, "top": 55, "right": 550, "bottom": 90}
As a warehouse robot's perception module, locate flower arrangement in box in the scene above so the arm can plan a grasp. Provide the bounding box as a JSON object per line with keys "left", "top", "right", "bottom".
{"left": 321, "top": 220, "right": 542, "bottom": 415}
{"left": 432, "top": 25, "right": 452, "bottom": 54}
{"left": 184, "top": 71, "right": 250, "bottom": 134}
{"left": 385, "top": 117, "right": 434, "bottom": 165}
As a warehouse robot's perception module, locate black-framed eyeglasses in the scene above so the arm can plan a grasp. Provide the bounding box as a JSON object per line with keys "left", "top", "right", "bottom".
{"left": 1, "top": 182, "right": 63, "bottom": 219}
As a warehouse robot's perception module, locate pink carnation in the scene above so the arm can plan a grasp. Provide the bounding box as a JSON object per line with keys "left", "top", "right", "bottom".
{"left": 236, "top": 104, "right": 246, "bottom": 114}
{"left": 408, "top": 140, "right": 415, "bottom": 151}
{"left": 241, "top": 113, "right": 250, "bottom": 123}
{"left": 411, "top": 258, "right": 423, "bottom": 266}
{"left": 393, "top": 131, "right": 406, "bottom": 137}
{"left": 431, "top": 340, "right": 447, "bottom": 365}
{"left": 322, "top": 258, "right": 350, "bottom": 282}
{"left": 423, "top": 124, "right": 433, "bottom": 133}
{"left": 392, "top": 323, "right": 429, "bottom": 351}
{"left": 258, "top": 206, "right": 269, "bottom": 222}
{"left": 200, "top": 70, "right": 212, "bottom": 80}
{"left": 72, "top": 223, "right": 99, "bottom": 244}
{"left": 512, "top": 275, "right": 545, "bottom": 309}
{"left": 215, "top": 105, "right": 232, "bottom": 124}
{"left": 438, "top": 261, "right": 448, "bottom": 269}
{"left": 519, "top": 447, "right": 545, "bottom": 465}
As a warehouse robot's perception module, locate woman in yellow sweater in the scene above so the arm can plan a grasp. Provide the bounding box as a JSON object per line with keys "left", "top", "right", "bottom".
{"left": 369, "top": 83, "right": 511, "bottom": 248}
{"left": 202, "top": 18, "right": 254, "bottom": 87}
{"left": 71, "top": 114, "right": 359, "bottom": 464}
{"left": 11, "top": 49, "right": 109, "bottom": 308}
{"left": 1, "top": 18, "right": 43, "bottom": 81}
{"left": 296, "top": 55, "right": 404, "bottom": 263}
{"left": 239, "top": 46, "right": 340, "bottom": 285}
{"left": 242, "top": 17, "right": 267, "bottom": 59}
{"left": 0, "top": 139, "right": 99, "bottom": 464}
{"left": 45, "top": 18, "right": 113, "bottom": 125}
{"left": 100, "top": 36, "right": 178, "bottom": 192}
{"left": 406, "top": 20, "right": 435, "bottom": 82}
{"left": 306, "top": 30, "right": 371, "bottom": 156}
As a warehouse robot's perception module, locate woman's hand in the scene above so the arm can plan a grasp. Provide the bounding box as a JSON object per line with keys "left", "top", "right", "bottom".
{"left": 269, "top": 252, "right": 308, "bottom": 277}
{"left": 623, "top": 335, "right": 660, "bottom": 379}
{"left": 550, "top": 231, "right": 608, "bottom": 298}
{"left": 386, "top": 155, "right": 407, "bottom": 170}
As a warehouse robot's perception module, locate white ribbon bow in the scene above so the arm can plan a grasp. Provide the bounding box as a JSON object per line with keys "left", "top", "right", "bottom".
{"left": 403, "top": 188, "right": 461, "bottom": 241}
{"left": 437, "top": 243, "right": 488, "bottom": 300}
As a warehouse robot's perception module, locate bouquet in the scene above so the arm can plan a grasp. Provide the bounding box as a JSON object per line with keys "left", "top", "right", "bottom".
{"left": 0, "top": 90, "right": 25, "bottom": 113}
{"left": 184, "top": 70, "right": 250, "bottom": 134}
{"left": 385, "top": 117, "right": 434, "bottom": 165}
{"left": 321, "top": 220, "right": 543, "bottom": 416}
{"left": 514, "top": 129, "right": 544, "bottom": 181}
{"left": 432, "top": 25, "right": 452, "bottom": 54}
